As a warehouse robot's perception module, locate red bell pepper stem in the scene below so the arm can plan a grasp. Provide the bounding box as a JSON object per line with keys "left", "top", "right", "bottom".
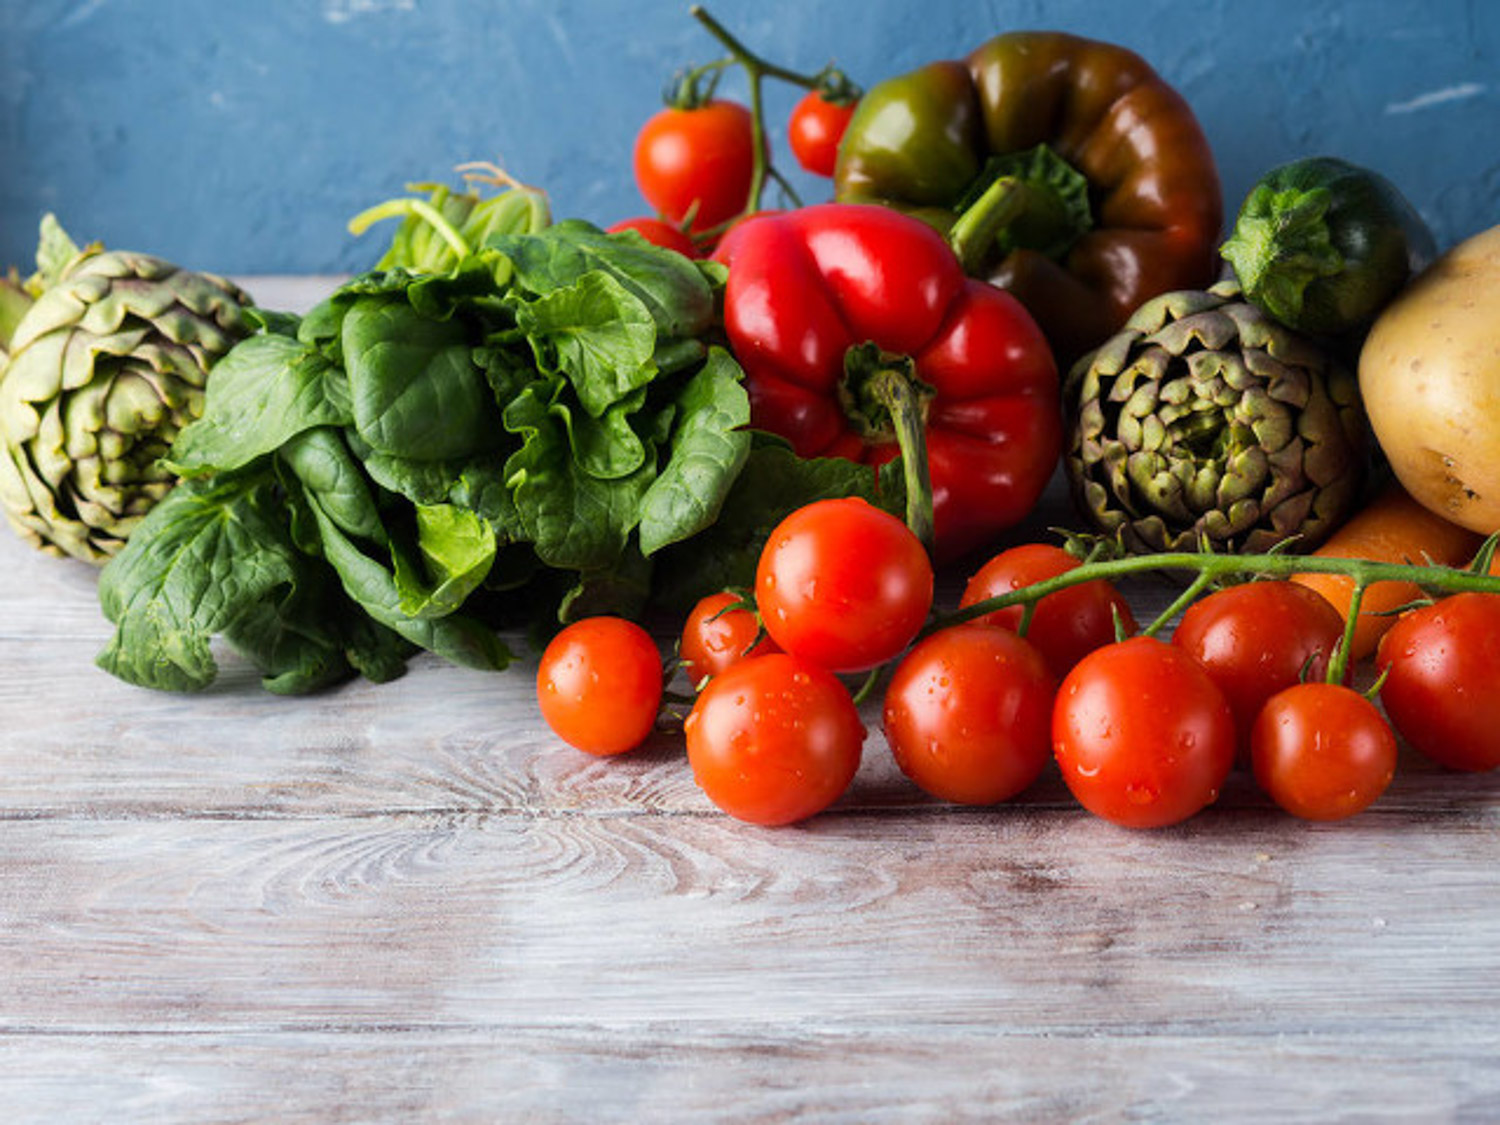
{"left": 948, "top": 175, "right": 1027, "bottom": 275}
{"left": 867, "top": 367, "right": 936, "bottom": 555}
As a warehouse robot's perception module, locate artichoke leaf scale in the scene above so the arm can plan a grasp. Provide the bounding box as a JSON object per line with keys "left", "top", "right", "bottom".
{"left": 1064, "top": 280, "right": 1368, "bottom": 554}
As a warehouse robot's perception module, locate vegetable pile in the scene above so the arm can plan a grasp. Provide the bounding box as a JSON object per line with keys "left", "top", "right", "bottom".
{"left": 5, "top": 7, "right": 1500, "bottom": 834}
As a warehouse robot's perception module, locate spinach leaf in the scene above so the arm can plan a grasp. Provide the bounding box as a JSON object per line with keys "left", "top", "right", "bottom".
{"left": 301, "top": 486, "right": 511, "bottom": 672}
{"left": 167, "top": 334, "right": 351, "bottom": 477}
{"left": 512, "top": 270, "right": 659, "bottom": 418}
{"left": 490, "top": 219, "right": 717, "bottom": 339}
{"left": 96, "top": 470, "right": 326, "bottom": 692}
{"left": 341, "top": 297, "right": 499, "bottom": 461}
{"left": 501, "top": 381, "right": 654, "bottom": 570}
{"left": 392, "top": 503, "right": 497, "bottom": 621}
{"left": 637, "top": 347, "right": 752, "bottom": 556}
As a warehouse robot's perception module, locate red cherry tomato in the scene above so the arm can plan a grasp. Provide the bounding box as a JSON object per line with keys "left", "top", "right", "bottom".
{"left": 959, "top": 542, "right": 1136, "bottom": 679}
{"left": 606, "top": 216, "right": 699, "bottom": 257}
{"left": 1052, "top": 636, "right": 1236, "bottom": 829}
{"left": 1171, "top": 580, "right": 1347, "bottom": 752}
{"left": 536, "top": 617, "right": 663, "bottom": 756}
{"left": 787, "top": 89, "right": 858, "bottom": 177}
{"left": 755, "top": 498, "right": 934, "bottom": 673}
{"left": 1250, "top": 682, "right": 1397, "bottom": 820}
{"left": 679, "top": 590, "right": 780, "bottom": 687}
{"left": 1376, "top": 592, "right": 1500, "bottom": 772}
{"left": 632, "top": 100, "right": 757, "bottom": 233}
{"left": 685, "top": 653, "right": 866, "bottom": 826}
{"left": 883, "top": 624, "right": 1055, "bottom": 805}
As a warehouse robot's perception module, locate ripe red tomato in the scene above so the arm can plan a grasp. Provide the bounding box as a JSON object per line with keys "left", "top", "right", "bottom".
{"left": 883, "top": 624, "right": 1055, "bottom": 805}
{"left": 755, "top": 498, "right": 934, "bottom": 673}
{"left": 1376, "top": 592, "right": 1500, "bottom": 772}
{"left": 679, "top": 590, "right": 780, "bottom": 687}
{"left": 1250, "top": 682, "right": 1397, "bottom": 820}
{"left": 685, "top": 652, "right": 866, "bottom": 826}
{"left": 536, "top": 617, "right": 663, "bottom": 756}
{"left": 959, "top": 542, "right": 1136, "bottom": 679}
{"left": 1171, "top": 580, "right": 1346, "bottom": 752}
{"left": 787, "top": 89, "right": 857, "bottom": 177}
{"left": 606, "top": 216, "right": 699, "bottom": 257}
{"left": 1052, "top": 636, "right": 1236, "bottom": 829}
{"left": 632, "top": 100, "right": 757, "bottom": 233}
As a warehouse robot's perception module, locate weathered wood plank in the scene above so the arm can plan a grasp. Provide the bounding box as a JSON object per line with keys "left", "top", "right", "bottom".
{"left": 2, "top": 1027, "right": 1498, "bottom": 1125}
{"left": 2, "top": 811, "right": 1497, "bottom": 1033}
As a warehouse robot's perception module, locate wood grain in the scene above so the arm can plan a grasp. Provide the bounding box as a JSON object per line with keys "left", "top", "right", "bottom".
{"left": 2, "top": 278, "right": 1499, "bottom": 1121}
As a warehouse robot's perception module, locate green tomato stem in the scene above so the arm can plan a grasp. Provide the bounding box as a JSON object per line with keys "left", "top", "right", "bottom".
{"left": 688, "top": 5, "right": 857, "bottom": 216}
{"left": 927, "top": 542, "right": 1500, "bottom": 660}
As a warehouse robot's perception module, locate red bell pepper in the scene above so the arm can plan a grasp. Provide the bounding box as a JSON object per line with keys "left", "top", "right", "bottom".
{"left": 714, "top": 203, "right": 1062, "bottom": 561}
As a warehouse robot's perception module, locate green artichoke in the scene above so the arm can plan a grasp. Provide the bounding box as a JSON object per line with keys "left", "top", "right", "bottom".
{"left": 1064, "top": 279, "right": 1368, "bottom": 555}
{"left": 0, "top": 216, "right": 253, "bottom": 564}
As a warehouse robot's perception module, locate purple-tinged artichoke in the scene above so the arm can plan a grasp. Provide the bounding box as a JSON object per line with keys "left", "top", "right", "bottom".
{"left": 1064, "top": 279, "right": 1368, "bottom": 555}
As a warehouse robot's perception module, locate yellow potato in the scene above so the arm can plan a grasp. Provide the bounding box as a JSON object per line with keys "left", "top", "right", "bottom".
{"left": 1359, "top": 223, "right": 1500, "bottom": 534}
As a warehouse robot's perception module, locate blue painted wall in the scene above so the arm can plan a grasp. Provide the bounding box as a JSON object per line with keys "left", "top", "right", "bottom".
{"left": 2, "top": 0, "right": 1496, "bottom": 275}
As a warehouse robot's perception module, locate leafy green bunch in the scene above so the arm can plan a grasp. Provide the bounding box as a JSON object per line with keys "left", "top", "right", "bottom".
{"left": 96, "top": 219, "right": 898, "bottom": 695}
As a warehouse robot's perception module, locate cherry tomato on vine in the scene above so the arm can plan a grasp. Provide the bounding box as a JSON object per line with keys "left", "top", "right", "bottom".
{"left": 883, "top": 624, "right": 1055, "bottom": 805}
{"left": 959, "top": 542, "right": 1136, "bottom": 679}
{"left": 679, "top": 590, "right": 780, "bottom": 687}
{"left": 1376, "top": 592, "right": 1500, "bottom": 772}
{"left": 1250, "top": 682, "right": 1397, "bottom": 820}
{"left": 1171, "top": 580, "right": 1347, "bottom": 752}
{"left": 606, "top": 215, "right": 699, "bottom": 257}
{"left": 536, "top": 617, "right": 663, "bottom": 756}
{"left": 685, "top": 652, "right": 866, "bottom": 826}
{"left": 755, "top": 497, "right": 934, "bottom": 673}
{"left": 632, "top": 99, "right": 758, "bottom": 233}
{"left": 787, "top": 89, "right": 857, "bottom": 177}
{"left": 1052, "top": 636, "right": 1236, "bottom": 829}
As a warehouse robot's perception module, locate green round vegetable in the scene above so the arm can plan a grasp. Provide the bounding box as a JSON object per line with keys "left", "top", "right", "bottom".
{"left": 1220, "top": 156, "right": 1435, "bottom": 337}
{"left": 0, "top": 216, "right": 254, "bottom": 564}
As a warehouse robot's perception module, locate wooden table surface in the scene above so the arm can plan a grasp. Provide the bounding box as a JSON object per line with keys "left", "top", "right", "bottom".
{"left": 3, "top": 279, "right": 1499, "bottom": 1123}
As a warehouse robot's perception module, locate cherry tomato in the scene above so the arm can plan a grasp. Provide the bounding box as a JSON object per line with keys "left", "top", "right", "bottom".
{"left": 1171, "top": 580, "right": 1346, "bottom": 752}
{"left": 685, "top": 653, "right": 865, "bottom": 826}
{"left": 787, "top": 90, "right": 858, "bottom": 177}
{"left": 883, "top": 624, "right": 1055, "bottom": 805}
{"left": 755, "top": 498, "right": 934, "bottom": 673}
{"left": 679, "top": 590, "right": 780, "bottom": 687}
{"left": 959, "top": 542, "right": 1136, "bottom": 679}
{"left": 1376, "top": 592, "right": 1500, "bottom": 772}
{"left": 633, "top": 100, "right": 757, "bottom": 233}
{"left": 1250, "top": 682, "right": 1397, "bottom": 820}
{"left": 536, "top": 617, "right": 663, "bottom": 756}
{"left": 606, "top": 216, "right": 699, "bottom": 257}
{"left": 1052, "top": 636, "right": 1236, "bottom": 829}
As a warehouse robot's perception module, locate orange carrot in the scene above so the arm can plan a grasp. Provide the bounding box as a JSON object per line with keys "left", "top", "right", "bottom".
{"left": 1293, "top": 480, "right": 1484, "bottom": 661}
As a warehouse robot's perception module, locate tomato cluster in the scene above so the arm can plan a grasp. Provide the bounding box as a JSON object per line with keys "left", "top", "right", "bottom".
{"left": 537, "top": 499, "right": 1500, "bottom": 829}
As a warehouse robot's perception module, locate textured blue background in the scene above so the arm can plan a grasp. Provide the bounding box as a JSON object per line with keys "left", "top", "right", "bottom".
{"left": 2, "top": 0, "right": 1497, "bottom": 276}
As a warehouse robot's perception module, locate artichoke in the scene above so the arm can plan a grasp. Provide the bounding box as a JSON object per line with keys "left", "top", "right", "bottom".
{"left": 0, "top": 216, "right": 253, "bottom": 564}
{"left": 1064, "top": 279, "right": 1368, "bottom": 554}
